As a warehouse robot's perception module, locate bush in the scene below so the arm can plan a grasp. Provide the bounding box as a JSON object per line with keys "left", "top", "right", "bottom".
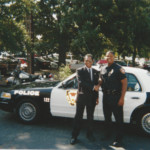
{"left": 54, "top": 64, "right": 72, "bottom": 80}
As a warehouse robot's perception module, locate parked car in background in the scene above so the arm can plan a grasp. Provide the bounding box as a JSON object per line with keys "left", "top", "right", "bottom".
{"left": 143, "top": 61, "right": 150, "bottom": 70}
{"left": 96, "top": 60, "right": 107, "bottom": 67}
{"left": 66, "top": 54, "right": 79, "bottom": 64}
{"left": 14, "top": 57, "right": 27, "bottom": 70}
{"left": 0, "top": 58, "right": 18, "bottom": 75}
{"left": 42, "top": 57, "right": 58, "bottom": 69}
{"left": 0, "top": 51, "right": 14, "bottom": 58}
{"left": 46, "top": 55, "right": 59, "bottom": 64}
{"left": 34, "top": 57, "right": 51, "bottom": 70}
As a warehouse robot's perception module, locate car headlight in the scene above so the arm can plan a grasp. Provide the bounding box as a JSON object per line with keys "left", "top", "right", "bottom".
{"left": 1, "top": 92, "right": 11, "bottom": 99}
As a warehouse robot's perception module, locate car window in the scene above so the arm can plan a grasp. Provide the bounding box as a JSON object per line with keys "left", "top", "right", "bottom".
{"left": 126, "top": 73, "right": 142, "bottom": 92}
{"left": 66, "top": 77, "right": 78, "bottom": 89}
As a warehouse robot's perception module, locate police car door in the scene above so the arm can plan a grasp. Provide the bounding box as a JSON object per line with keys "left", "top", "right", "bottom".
{"left": 123, "top": 73, "right": 146, "bottom": 123}
{"left": 50, "top": 74, "right": 99, "bottom": 120}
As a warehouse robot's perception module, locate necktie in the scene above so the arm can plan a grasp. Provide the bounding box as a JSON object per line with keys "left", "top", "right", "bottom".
{"left": 89, "top": 68, "right": 92, "bottom": 81}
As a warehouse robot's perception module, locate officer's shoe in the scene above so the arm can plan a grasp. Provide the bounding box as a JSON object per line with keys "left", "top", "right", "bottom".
{"left": 112, "top": 140, "right": 122, "bottom": 147}
{"left": 70, "top": 136, "right": 77, "bottom": 145}
{"left": 87, "top": 134, "right": 95, "bottom": 142}
{"left": 101, "top": 134, "right": 111, "bottom": 141}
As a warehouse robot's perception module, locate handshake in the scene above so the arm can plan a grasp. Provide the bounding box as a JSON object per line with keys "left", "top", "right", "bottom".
{"left": 94, "top": 85, "right": 100, "bottom": 91}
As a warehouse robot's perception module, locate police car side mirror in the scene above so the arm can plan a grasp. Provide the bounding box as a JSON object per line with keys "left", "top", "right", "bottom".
{"left": 62, "top": 82, "right": 67, "bottom": 89}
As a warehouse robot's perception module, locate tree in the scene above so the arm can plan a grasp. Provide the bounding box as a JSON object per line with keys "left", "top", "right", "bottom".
{"left": 60, "top": 0, "right": 113, "bottom": 60}
{"left": 99, "top": 0, "right": 150, "bottom": 66}
{"left": 0, "top": 0, "right": 34, "bottom": 53}
{"left": 34, "top": 0, "right": 73, "bottom": 66}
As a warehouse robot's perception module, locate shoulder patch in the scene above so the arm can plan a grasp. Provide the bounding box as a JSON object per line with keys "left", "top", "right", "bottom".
{"left": 120, "top": 68, "right": 125, "bottom": 74}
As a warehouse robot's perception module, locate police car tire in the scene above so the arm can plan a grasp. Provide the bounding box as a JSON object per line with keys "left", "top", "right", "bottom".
{"left": 16, "top": 99, "right": 40, "bottom": 123}
{"left": 137, "top": 110, "right": 150, "bottom": 136}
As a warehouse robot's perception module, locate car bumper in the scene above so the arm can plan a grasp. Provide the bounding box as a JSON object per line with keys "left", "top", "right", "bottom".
{"left": 0, "top": 99, "right": 14, "bottom": 112}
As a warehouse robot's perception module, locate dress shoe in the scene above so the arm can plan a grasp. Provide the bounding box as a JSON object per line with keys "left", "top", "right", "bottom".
{"left": 70, "top": 137, "right": 77, "bottom": 145}
{"left": 101, "top": 134, "right": 111, "bottom": 141}
{"left": 112, "top": 140, "right": 122, "bottom": 147}
{"left": 87, "top": 134, "right": 95, "bottom": 142}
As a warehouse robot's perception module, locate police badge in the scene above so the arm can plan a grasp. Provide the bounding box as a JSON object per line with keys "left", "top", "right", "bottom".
{"left": 66, "top": 90, "right": 77, "bottom": 106}
{"left": 108, "top": 69, "right": 114, "bottom": 76}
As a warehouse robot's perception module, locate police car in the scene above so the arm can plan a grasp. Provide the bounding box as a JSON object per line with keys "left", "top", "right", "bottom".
{"left": 0, "top": 66, "right": 150, "bottom": 135}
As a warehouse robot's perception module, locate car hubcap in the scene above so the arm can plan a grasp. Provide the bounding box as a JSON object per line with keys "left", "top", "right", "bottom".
{"left": 142, "top": 113, "right": 150, "bottom": 133}
{"left": 19, "top": 103, "right": 36, "bottom": 121}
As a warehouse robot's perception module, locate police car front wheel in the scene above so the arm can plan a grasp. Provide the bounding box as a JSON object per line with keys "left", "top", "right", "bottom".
{"left": 16, "top": 99, "right": 40, "bottom": 123}
{"left": 138, "top": 110, "right": 150, "bottom": 135}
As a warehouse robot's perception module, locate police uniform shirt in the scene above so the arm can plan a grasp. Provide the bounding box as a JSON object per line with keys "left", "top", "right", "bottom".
{"left": 100, "top": 62, "right": 126, "bottom": 91}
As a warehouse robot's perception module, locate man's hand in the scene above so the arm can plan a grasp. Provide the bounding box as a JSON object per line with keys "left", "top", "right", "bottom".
{"left": 96, "top": 98, "right": 99, "bottom": 105}
{"left": 94, "top": 85, "right": 99, "bottom": 91}
{"left": 118, "top": 97, "right": 124, "bottom": 106}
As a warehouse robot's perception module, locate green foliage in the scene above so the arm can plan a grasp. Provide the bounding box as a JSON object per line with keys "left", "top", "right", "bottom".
{"left": 0, "top": 0, "right": 35, "bottom": 53}
{"left": 54, "top": 64, "right": 72, "bottom": 80}
{"left": 1, "top": 0, "right": 150, "bottom": 67}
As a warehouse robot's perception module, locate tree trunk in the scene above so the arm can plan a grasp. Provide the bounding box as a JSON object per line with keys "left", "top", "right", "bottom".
{"left": 123, "top": 55, "right": 125, "bottom": 60}
{"left": 132, "top": 46, "right": 136, "bottom": 67}
{"left": 58, "top": 36, "right": 66, "bottom": 66}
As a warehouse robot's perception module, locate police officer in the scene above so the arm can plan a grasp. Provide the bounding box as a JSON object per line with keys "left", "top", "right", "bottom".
{"left": 99, "top": 51, "right": 127, "bottom": 147}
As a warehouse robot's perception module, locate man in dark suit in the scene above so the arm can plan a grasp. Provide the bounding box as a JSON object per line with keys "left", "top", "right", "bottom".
{"left": 70, "top": 54, "right": 99, "bottom": 145}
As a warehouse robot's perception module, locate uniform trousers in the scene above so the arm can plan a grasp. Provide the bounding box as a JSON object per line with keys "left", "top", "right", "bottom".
{"left": 72, "top": 101, "right": 96, "bottom": 138}
{"left": 103, "top": 94, "right": 124, "bottom": 141}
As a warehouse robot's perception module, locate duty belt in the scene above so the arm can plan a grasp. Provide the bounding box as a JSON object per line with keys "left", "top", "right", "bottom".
{"left": 102, "top": 89, "right": 121, "bottom": 95}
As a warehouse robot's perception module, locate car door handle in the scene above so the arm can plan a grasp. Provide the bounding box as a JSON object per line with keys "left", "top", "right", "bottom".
{"left": 131, "top": 97, "right": 140, "bottom": 99}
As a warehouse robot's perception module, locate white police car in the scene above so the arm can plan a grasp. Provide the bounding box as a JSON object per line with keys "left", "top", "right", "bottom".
{"left": 0, "top": 66, "right": 150, "bottom": 136}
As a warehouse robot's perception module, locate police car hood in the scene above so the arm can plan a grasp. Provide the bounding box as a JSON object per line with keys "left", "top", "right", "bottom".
{"left": 7, "top": 80, "right": 60, "bottom": 90}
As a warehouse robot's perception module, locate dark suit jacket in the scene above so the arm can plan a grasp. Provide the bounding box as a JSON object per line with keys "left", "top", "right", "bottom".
{"left": 76, "top": 66, "right": 99, "bottom": 106}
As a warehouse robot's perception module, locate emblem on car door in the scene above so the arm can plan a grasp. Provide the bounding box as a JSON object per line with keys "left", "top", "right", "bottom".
{"left": 66, "top": 90, "right": 77, "bottom": 106}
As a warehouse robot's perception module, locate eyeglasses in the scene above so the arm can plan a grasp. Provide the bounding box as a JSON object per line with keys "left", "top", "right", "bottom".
{"left": 85, "top": 60, "right": 93, "bottom": 63}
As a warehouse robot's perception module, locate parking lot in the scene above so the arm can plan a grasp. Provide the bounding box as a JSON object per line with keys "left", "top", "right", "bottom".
{"left": 0, "top": 108, "right": 150, "bottom": 149}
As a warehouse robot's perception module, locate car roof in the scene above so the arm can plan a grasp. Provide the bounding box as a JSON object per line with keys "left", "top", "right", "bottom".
{"left": 123, "top": 66, "right": 147, "bottom": 74}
